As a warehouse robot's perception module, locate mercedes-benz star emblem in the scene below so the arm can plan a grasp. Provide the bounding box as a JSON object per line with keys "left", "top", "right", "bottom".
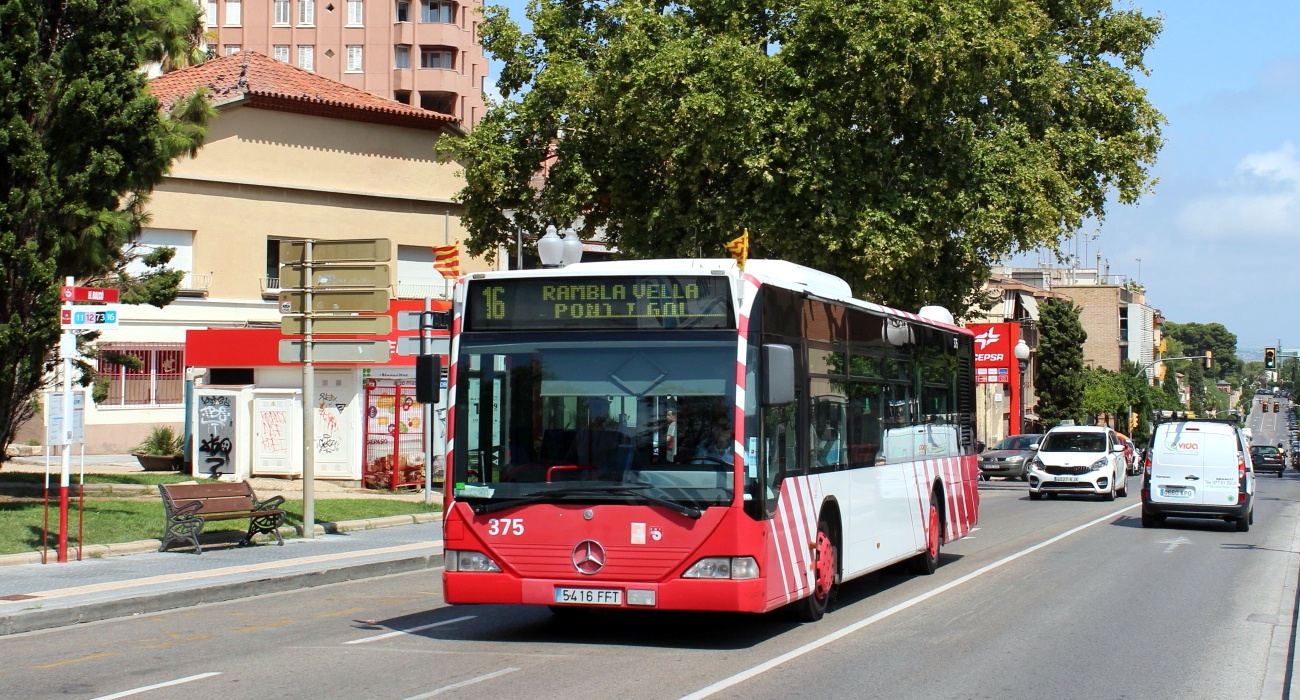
{"left": 571, "top": 540, "right": 606, "bottom": 575}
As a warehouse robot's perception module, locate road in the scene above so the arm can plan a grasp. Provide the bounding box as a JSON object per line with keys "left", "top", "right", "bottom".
{"left": 2, "top": 471, "right": 1298, "bottom": 700}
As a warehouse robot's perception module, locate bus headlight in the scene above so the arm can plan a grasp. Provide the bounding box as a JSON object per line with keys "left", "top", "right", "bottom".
{"left": 683, "top": 557, "right": 759, "bottom": 580}
{"left": 445, "top": 550, "right": 502, "bottom": 572}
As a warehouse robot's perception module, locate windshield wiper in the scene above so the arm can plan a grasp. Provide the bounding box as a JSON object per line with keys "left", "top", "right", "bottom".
{"left": 466, "top": 484, "right": 703, "bottom": 519}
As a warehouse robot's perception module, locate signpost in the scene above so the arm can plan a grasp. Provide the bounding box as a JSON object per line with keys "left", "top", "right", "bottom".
{"left": 54, "top": 282, "right": 117, "bottom": 562}
{"left": 278, "top": 239, "right": 393, "bottom": 538}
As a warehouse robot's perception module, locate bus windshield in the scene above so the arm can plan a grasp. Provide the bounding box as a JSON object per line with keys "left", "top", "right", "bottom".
{"left": 452, "top": 333, "right": 738, "bottom": 510}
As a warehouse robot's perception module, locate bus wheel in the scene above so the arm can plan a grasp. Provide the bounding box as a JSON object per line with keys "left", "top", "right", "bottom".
{"left": 793, "top": 519, "right": 836, "bottom": 622}
{"left": 909, "top": 493, "right": 941, "bottom": 575}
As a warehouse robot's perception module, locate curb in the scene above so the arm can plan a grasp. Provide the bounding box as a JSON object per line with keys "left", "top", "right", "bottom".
{"left": 0, "top": 512, "right": 441, "bottom": 568}
{"left": 0, "top": 551, "right": 443, "bottom": 636}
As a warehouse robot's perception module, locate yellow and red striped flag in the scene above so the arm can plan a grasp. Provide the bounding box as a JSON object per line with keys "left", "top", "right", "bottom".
{"left": 432, "top": 243, "right": 461, "bottom": 279}
{"left": 725, "top": 229, "right": 749, "bottom": 271}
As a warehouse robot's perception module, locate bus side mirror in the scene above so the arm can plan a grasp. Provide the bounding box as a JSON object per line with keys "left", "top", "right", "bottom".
{"left": 416, "top": 354, "right": 442, "bottom": 405}
{"left": 763, "top": 344, "right": 795, "bottom": 406}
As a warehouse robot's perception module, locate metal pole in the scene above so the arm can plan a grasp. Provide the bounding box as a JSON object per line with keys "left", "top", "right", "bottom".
{"left": 302, "top": 241, "right": 316, "bottom": 538}
{"left": 58, "top": 302, "right": 73, "bottom": 563}
{"left": 422, "top": 297, "right": 433, "bottom": 505}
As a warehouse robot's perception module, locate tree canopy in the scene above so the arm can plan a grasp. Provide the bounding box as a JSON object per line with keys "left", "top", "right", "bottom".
{"left": 0, "top": 0, "right": 208, "bottom": 457}
{"left": 1161, "top": 321, "right": 1240, "bottom": 381}
{"left": 1035, "top": 297, "right": 1086, "bottom": 427}
{"left": 443, "top": 0, "right": 1164, "bottom": 313}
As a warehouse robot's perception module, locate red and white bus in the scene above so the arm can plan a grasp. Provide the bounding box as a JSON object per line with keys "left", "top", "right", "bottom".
{"left": 441, "top": 259, "right": 978, "bottom": 620}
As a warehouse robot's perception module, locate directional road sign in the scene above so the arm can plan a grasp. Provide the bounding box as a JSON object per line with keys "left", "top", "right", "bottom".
{"left": 278, "top": 289, "right": 390, "bottom": 314}
{"left": 278, "top": 339, "right": 392, "bottom": 363}
{"left": 280, "top": 264, "right": 392, "bottom": 290}
{"left": 280, "top": 239, "right": 392, "bottom": 264}
{"left": 395, "top": 336, "right": 450, "bottom": 357}
{"left": 280, "top": 315, "right": 392, "bottom": 336}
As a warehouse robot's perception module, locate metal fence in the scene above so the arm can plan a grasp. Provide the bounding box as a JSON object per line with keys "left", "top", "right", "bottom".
{"left": 96, "top": 342, "right": 185, "bottom": 406}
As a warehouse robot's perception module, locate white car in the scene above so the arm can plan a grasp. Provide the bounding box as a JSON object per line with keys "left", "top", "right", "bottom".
{"left": 1027, "top": 425, "right": 1129, "bottom": 501}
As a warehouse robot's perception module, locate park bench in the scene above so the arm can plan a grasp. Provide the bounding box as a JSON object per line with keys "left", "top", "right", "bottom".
{"left": 158, "top": 481, "right": 286, "bottom": 554}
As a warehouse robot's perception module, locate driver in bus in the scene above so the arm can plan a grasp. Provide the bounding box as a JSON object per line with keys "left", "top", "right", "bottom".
{"left": 693, "top": 417, "right": 733, "bottom": 463}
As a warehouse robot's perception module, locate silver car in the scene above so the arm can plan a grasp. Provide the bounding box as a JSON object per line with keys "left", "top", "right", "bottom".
{"left": 979, "top": 434, "right": 1044, "bottom": 481}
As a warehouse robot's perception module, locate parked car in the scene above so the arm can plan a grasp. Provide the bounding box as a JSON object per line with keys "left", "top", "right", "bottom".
{"left": 1249, "top": 445, "right": 1286, "bottom": 476}
{"left": 1143, "top": 419, "right": 1253, "bottom": 530}
{"left": 1027, "top": 425, "right": 1129, "bottom": 501}
{"left": 978, "top": 434, "right": 1044, "bottom": 480}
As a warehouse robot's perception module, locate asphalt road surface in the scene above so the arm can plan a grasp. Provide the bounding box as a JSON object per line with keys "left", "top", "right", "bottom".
{"left": 2, "top": 476, "right": 1298, "bottom": 700}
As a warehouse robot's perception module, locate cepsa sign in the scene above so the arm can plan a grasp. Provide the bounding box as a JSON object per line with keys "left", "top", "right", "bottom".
{"left": 968, "top": 322, "right": 1018, "bottom": 384}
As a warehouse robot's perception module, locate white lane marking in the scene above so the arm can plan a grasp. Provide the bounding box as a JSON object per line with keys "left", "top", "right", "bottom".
{"left": 1157, "top": 536, "right": 1191, "bottom": 554}
{"left": 680, "top": 504, "right": 1139, "bottom": 700}
{"left": 91, "top": 672, "right": 221, "bottom": 699}
{"left": 345, "top": 615, "right": 476, "bottom": 645}
{"left": 402, "top": 667, "right": 520, "bottom": 699}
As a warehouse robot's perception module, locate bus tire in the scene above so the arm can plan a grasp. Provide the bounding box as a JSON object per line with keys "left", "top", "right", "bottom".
{"left": 908, "top": 492, "right": 941, "bottom": 575}
{"left": 791, "top": 518, "right": 836, "bottom": 622}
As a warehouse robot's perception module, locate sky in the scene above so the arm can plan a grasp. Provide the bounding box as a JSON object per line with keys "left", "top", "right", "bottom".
{"left": 480, "top": 1, "right": 1300, "bottom": 355}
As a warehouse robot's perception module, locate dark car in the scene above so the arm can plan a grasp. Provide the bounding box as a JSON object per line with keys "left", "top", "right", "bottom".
{"left": 979, "top": 434, "right": 1044, "bottom": 481}
{"left": 1250, "top": 445, "right": 1287, "bottom": 476}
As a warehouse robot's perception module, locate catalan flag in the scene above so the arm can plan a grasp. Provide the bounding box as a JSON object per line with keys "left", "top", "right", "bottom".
{"left": 432, "top": 243, "right": 461, "bottom": 279}
{"left": 725, "top": 229, "right": 749, "bottom": 271}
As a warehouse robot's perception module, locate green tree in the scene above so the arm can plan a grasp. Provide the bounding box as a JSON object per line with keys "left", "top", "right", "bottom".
{"left": 1035, "top": 298, "right": 1087, "bottom": 427}
{"left": 1185, "top": 364, "right": 1206, "bottom": 415}
{"left": 445, "top": 0, "right": 1164, "bottom": 314}
{"left": 1081, "top": 368, "right": 1126, "bottom": 428}
{"left": 1160, "top": 372, "right": 1182, "bottom": 410}
{"left": 0, "top": 0, "right": 209, "bottom": 463}
{"left": 1161, "top": 321, "right": 1240, "bottom": 380}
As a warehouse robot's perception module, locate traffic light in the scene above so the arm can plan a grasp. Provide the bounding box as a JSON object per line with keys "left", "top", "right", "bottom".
{"left": 1204, "top": 350, "right": 1213, "bottom": 370}
{"left": 1265, "top": 347, "right": 1277, "bottom": 370}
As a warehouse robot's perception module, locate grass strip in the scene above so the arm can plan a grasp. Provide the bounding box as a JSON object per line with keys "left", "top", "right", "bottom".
{"left": 0, "top": 498, "right": 441, "bottom": 556}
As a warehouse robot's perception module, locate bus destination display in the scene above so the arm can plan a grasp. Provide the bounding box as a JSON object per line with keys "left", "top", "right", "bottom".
{"left": 466, "top": 276, "right": 734, "bottom": 331}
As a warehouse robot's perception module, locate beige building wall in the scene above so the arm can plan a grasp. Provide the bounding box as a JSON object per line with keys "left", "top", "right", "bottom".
{"left": 1057, "top": 285, "right": 1123, "bottom": 371}
{"left": 77, "top": 104, "right": 485, "bottom": 453}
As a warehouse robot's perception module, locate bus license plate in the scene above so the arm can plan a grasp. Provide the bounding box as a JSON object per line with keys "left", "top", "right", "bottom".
{"left": 554, "top": 588, "right": 622, "bottom": 606}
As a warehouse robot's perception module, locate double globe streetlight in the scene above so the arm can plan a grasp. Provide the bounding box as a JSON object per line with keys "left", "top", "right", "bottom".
{"left": 537, "top": 225, "right": 583, "bottom": 268}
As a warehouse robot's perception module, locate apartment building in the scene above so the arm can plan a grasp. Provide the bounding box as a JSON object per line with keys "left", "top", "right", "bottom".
{"left": 201, "top": 0, "right": 488, "bottom": 126}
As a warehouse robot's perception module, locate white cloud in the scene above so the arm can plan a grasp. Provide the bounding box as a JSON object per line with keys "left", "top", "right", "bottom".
{"left": 1178, "top": 142, "right": 1300, "bottom": 239}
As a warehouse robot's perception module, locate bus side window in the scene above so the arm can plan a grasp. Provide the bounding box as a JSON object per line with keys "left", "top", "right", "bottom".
{"left": 761, "top": 402, "right": 797, "bottom": 514}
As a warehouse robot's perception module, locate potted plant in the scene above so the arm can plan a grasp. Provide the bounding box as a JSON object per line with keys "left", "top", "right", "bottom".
{"left": 133, "top": 425, "right": 184, "bottom": 471}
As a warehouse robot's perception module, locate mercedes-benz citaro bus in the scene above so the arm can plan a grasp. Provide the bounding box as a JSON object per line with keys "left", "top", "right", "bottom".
{"left": 440, "top": 259, "right": 979, "bottom": 621}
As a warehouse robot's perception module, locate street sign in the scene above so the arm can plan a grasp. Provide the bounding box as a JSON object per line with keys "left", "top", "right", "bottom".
{"left": 279, "top": 264, "right": 392, "bottom": 290}
{"left": 397, "top": 310, "right": 453, "bottom": 331}
{"left": 278, "top": 339, "right": 392, "bottom": 363}
{"left": 61, "top": 286, "right": 119, "bottom": 303}
{"left": 278, "top": 289, "right": 390, "bottom": 314}
{"left": 60, "top": 306, "right": 119, "bottom": 329}
{"left": 395, "top": 336, "right": 450, "bottom": 357}
{"left": 279, "top": 238, "right": 392, "bottom": 264}
{"left": 280, "top": 315, "right": 392, "bottom": 336}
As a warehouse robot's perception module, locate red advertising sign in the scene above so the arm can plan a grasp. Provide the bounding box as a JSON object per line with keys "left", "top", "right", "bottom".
{"left": 61, "top": 286, "right": 119, "bottom": 303}
{"left": 968, "top": 322, "right": 1018, "bottom": 385}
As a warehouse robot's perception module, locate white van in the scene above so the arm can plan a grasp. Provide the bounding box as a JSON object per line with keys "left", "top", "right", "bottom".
{"left": 1142, "top": 419, "right": 1253, "bottom": 531}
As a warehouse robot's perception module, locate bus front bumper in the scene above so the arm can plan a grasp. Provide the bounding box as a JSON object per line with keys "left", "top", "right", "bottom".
{"left": 444, "top": 572, "right": 771, "bottom": 613}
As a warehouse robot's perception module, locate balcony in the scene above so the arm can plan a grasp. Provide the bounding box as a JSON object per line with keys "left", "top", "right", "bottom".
{"left": 178, "top": 272, "right": 212, "bottom": 297}
{"left": 394, "top": 282, "right": 450, "bottom": 300}
{"left": 261, "top": 277, "right": 281, "bottom": 299}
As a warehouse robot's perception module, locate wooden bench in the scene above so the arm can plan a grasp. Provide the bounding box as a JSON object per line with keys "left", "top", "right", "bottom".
{"left": 158, "top": 481, "right": 286, "bottom": 554}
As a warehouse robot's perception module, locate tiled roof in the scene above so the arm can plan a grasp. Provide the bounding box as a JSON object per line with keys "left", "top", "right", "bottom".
{"left": 149, "top": 51, "right": 460, "bottom": 130}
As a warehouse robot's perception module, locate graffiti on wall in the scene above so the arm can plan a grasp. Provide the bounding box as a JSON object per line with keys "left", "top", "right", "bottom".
{"left": 198, "top": 394, "right": 235, "bottom": 477}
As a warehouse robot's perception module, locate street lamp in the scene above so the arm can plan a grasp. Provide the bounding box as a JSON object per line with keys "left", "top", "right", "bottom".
{"left": 560, "top": 227, "right": 583, "bottom": 266}
{"left": 537, "top": 225, "right": 564, "bottom": 267}
{"left": 1014, "top": 338, "right": 1031, "bottom": 433}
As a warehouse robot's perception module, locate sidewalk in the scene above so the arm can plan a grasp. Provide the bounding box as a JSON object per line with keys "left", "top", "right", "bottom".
{"left": 0, "top": 454, "right": 447, "bottom": 636}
